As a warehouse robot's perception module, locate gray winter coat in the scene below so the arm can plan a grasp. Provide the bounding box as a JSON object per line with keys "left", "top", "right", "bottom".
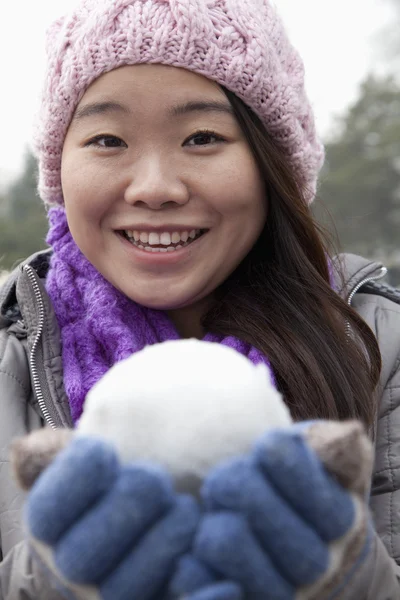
{"left": 0, "top": 250, "right": 400, "bottom": 599}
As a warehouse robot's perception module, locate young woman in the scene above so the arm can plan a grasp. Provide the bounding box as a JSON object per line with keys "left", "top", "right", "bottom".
{"left": 0, "top": 0, "right": 399, "bottom": 598}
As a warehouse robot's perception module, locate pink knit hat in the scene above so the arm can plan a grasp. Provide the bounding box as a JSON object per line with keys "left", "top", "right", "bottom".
{"left": 34, "top": 0, "right": 324, "bottom": 206}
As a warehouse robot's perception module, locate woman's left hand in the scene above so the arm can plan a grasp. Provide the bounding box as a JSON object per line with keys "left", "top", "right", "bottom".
{"left": 170, "top": 421, "right": 374, "bottom": 600}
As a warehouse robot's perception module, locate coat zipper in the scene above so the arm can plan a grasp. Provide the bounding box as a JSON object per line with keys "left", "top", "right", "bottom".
{"left": 346, "top": 266, "right": 388, "bottom": 339}
{"left": 24, "top": 264, "right": 57, "bottom": 430}
{"left": 347, "top": 266, "right": 388, "bottom": 306}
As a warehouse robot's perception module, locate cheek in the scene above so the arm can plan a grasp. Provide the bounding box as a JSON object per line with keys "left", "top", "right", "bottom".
{"left": 61, "top": 156, "right": 113, "bottom": 222}
{"left": 208, "top": 152, "right": 266, "bottom": 221}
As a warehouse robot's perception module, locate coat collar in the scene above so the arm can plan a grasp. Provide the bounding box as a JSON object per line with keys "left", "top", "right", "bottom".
{"left": 331, "top": 253, "right": 386, "bottom": 302}
{"left": 0, "top": 250, "right": 52, "bottom": 328}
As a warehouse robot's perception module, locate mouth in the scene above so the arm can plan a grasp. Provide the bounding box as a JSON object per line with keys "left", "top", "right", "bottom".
{"left": 119, "top": 228, "right": 208, "bottom": 253}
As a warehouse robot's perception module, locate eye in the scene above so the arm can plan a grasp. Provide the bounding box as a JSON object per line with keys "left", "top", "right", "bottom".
{"left": 184, "top": 130, "right": 226, "bottom": 147}
{"left": 85, "top": 135, "right": 127, "bottom": 148}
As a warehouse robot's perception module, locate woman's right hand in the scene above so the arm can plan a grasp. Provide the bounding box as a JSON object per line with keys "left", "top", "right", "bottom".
{"left": 24, "top": 436, "right": 200, "bottom": 600}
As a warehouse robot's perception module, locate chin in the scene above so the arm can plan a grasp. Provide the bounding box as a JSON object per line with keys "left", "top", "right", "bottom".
{"left": 122, "top": 292, "right": 191, "bottom": 311}
{"left": 117, "top": 280, "right": 206, "bottom": 311}
{"left": 141, "top": 299, "right": 193, "bottom": 311}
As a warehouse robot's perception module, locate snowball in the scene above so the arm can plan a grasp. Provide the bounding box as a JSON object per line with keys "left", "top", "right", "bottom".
{"left": 77, "top": 339, "right": 292, "bottom": 493}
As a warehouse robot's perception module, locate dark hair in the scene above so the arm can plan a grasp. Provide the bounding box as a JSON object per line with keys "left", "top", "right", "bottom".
{"left": 203, "top": 88, "right": 381, "bottom": 429}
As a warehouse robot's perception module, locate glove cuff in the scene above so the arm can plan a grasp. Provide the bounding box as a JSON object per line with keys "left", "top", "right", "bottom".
{"left": 296, "top": 495, "right": 372, "bottom": 600}
{"left": 28, "top": 536, "right": 100, "bottom": 600}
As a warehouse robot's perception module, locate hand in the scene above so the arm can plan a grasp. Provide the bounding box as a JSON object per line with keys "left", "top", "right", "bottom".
{"left": 170, "top": 421, "right": 373, "bottom": 600}
{"left": 23, "top": 435, "right": 200, "bottom": 600}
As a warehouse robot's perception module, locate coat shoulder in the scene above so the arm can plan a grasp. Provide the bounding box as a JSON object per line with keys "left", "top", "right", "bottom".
{"left": 356, "top": 282, "right": 400, "bottom": 566}
{"left": 361, "top": 280, "right": 400, "bottom": 306}
{"left": 353, "top": 281, "right": 400, "bottom": 387}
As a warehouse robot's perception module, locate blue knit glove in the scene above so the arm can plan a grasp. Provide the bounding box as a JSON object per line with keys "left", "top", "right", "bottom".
{"left": 170, "top": 421, "right": 373, "bottom": 600}
{"left": 24, "top": 436, "right": 200, "bottom": 600}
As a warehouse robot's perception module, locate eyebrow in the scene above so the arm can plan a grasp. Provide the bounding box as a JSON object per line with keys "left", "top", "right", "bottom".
{"left": 169, "top": 100, "right": 234, "bottom": 118}
{"left": 72, "top": 98, "right": 234, "bottom": 123}
{"left": 72, "top": 101, "right": 130, "bottom": 122}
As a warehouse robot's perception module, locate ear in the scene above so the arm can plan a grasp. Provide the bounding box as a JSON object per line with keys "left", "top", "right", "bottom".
{"left": 11, "top": 429, "right": 74, "bottom": 491}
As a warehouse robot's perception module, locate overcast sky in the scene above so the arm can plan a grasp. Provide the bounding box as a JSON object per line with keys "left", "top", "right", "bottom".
{"left": 0, "top": 0, "right": 393, "bottom": 185}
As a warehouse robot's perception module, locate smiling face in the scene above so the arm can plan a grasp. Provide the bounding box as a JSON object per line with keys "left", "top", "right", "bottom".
{"left": 61, "top": 64, "right": 266, "bottom": 312}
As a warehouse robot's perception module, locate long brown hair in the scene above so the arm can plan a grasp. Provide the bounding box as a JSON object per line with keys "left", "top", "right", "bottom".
{"left": 203, "top": 88, "right": 381, "bottom": 429}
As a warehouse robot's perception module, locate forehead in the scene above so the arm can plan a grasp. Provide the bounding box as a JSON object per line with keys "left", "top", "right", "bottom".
{"left": 77, "top": 64, "right": 226, "bottom": 113}
{"left": 68, "top": 64, "right": 236, "bottom": 134}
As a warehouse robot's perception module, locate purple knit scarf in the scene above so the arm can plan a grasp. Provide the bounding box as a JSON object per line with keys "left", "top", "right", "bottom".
{"left": 46, "top": 208, "right": 270, "bottom": 423}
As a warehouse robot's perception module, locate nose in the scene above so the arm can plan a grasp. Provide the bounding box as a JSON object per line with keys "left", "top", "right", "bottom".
{"left": 124, "top": 156, "right": 190, "bottom": 209}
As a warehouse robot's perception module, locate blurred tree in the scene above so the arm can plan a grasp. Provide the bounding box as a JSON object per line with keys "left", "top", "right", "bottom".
{"left": 314, "top": 75, "right": 400, "bottom": 284}
{"left": 0, "top": 150, "right": 48, "bottom": 271}
{"left": 378, "top": 0, "right": 400, "bottom": 68}
{"left": 0, "top": 194, "right": 6, "bottom": 217}
{"left": 7, "top": 151, "right": 40, "bottom": 220}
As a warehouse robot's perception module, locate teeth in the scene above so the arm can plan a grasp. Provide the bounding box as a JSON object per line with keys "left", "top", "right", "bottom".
{"left": 148, "top": 232, "right": 160, "bottom": 246}
{"left": 160, "top": 232, "right": 171, "bottom": 246}
{"left": 126, "top": 229, "right": 200, "bottom": 243}
{"left": 171, "top": 232, "right": 181, "bottom": 244}
{"left": 124, "top": 228, "right": 203, "bottom": 251}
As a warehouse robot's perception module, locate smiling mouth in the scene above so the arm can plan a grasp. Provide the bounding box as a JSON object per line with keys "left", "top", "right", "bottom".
{"left": 120, "top": 229, "right": 208, "bottom": 252}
